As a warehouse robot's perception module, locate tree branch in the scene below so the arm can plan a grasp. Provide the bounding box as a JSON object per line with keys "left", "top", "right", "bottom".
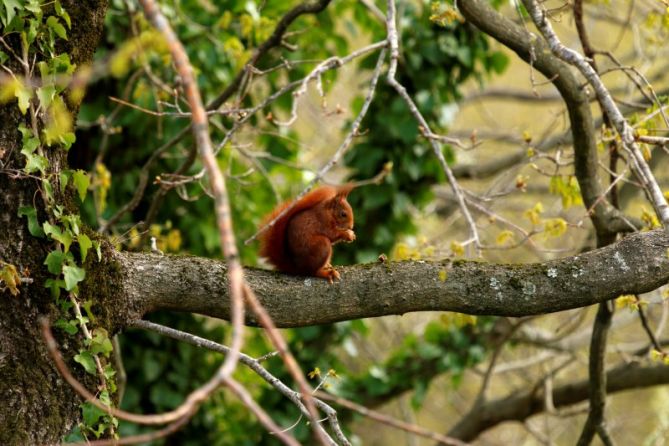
{"left": 576, "top": 302, "right": 614, "bottom": 446}
{"left": 117, "top": 229, "right": 669, "bottom": 327}
{"left": 447, "top": 361, "right": 669, "bottom": 441}
{"left": 456, "top": 0, "right": 632, "bottom": 238}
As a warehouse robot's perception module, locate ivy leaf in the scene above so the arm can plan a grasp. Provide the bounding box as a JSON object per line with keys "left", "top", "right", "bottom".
{"left": 44, "top": 278, "right": 65, "bottom": 299}
{"left": 92, "top": 240, "right": 102, "bottom": 262}
{"left": 18, "top": 206, "right": 45, "bottom": 237}
{"left": 74, "top": 350, "right": 97, "bottom": 375}
{"left": 54, "top": 318, "right": 78, "bottom": 335}
{"left": 81, "top": 300, "right": 96, "bottom": 324}
{"left": 59, "top": 132, "right": 75, "bottom": 150}
{"left": 81, "top": 403, "right": 106, "bottom": 427}
{"left": 1, "top": 0, "right": 21, "bottom": 27}
{"left": 46, "top": 16, "right": 67, "bottom": 40}
{"left": 63, "top": 264, "right": 85, "bottom": 291}
{"left": 54, "top": 1, "right": 71, "bottom": 28}
{"left": 90, "top": 328, "right": 113, "bottom": 357}
{"left": 0, "top": 261, "right": 20, "bottom": 296}
{"left": 72, "top": 170, "right": 89, "bottom": 201}
{"left": 22, "top": 136, "right": 40, "bottom": 154}
{"left": 59, "top": 169, "right": 71, "bottom": 194}
{"left": 24, "top": 0, "right": 42, "bottom": 16}
{"left": 61, "top": 214, "right": 80, "bottom": 236}
{"left": 44, "top": 250, "right": 67, "bottom": 274}
{"left": 43, "top": 222, "right": 72, "bottom": 252}
{"left": 36, "top": 85, "right": 56, "bottom": 109}
{"left": 14, "top": 81, "right": 32, "bottom": 115}
{"left": 23, "top": 152, "right": 48, "bottom": 174}
{"left": 78, "top": 234, "right": 92, "bottom": 263}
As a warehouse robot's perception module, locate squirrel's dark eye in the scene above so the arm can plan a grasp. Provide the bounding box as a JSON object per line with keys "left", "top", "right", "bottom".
{"left": 340, "top": 211, "right": 347, "bottom": 218}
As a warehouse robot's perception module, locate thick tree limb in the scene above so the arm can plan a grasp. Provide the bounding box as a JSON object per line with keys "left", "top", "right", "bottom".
{"left": 447, "top": 361, "right": 669, "bottom": 441}
{"left": 118, "top": 230, "right": 669, "bottom": 327}
{"left": 456, "top": 0, "right": 633, "bottom": 238}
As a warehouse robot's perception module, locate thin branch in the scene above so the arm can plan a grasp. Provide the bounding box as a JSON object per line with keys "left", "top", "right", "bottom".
{"left": 129, "top": 319, "right": 347, "bottom": 446}
{"left": 139, "top": 0, "right": 245, "bottom": 383}
{"left": 223, "top": 377, "right": 300, "bottom": 446}
{"left": 385, "top": 0, "right": 479, "bottom": 252}
{"left": 635, "top": 294, "right": 663, "bottom": 353}
{"left": 242, "top": 284, "right": 342, "bottom": 446}
{"left": 316, "top": 391, "right": 468, "bottom": 446}
{"left": 575, "top": 302, "right": 614, "bottom": 446}
{"left": 42, "top": 318, "right": 220, "bottom": 425}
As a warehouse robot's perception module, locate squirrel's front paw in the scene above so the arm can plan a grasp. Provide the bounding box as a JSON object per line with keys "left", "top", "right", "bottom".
{"left": 342, "top": 229, "right": 356, "bottom": 242}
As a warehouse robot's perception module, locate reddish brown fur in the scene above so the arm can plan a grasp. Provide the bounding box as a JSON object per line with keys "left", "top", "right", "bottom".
{"left": 259, "top": 185, "right": 355, "bottom": 282}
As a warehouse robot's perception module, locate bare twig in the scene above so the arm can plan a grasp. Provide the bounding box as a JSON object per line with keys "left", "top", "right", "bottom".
{"left": 42, "top": 318, "right": 219, "bottom": 425}
{"left": 385, "top": 0, "right": 480, "bottom": 251}
{"left": 242, "top": 284, "right": 342, "bottom": 446}
{"left": 316, "top": 391, "right": 469, "bottom": 446}
{"left": 635, "top": 295, "right": 663, "bottom": 353}
{"left": 129, "top": 319, "right": 348, "bottom": 445}
{"left": 224, "top": 378, "right": 300, "bottom": 446}
{"left": 524, "top": 0, "right": 669, "bottom": 229}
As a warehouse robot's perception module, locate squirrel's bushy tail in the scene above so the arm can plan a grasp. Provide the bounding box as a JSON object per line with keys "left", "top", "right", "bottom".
{"left": 259, "top": 186, "right": 340, "bottom": 273}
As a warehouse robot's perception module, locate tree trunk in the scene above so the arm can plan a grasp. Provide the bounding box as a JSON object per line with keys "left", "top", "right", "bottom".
{"left": 0, "top": 3, "right": 108, "bottom": 445}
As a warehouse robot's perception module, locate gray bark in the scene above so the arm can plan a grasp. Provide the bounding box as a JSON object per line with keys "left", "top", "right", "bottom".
{"left": 118, "top": 229, "right": 669, "bottom": 327}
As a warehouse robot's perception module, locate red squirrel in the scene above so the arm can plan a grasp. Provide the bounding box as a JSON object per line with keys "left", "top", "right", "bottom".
{"left": 259, "top": 185, "right": 356, "bottom": 283}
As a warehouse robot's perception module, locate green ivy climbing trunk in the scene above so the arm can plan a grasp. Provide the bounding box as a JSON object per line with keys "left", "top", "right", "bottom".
{"left": 0, "top": 2, "right": 108, "bottom": 444}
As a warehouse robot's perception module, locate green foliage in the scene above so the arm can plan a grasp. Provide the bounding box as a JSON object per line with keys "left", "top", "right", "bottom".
{"left": 337, "top": 318, "right": 493, "bottom": 408}
{"left": 4, "top": 1, "right": 115, "bottom": 440}
{"left": 18, "top": 205, "right": 45, "bottom": 237}
{"left": 340, "top": 1, "right": 507, "bottom": 263}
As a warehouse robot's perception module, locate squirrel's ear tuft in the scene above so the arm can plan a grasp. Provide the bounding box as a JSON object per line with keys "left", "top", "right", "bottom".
{"left": 335, "top": 184, "right": 354, "bottom": 199}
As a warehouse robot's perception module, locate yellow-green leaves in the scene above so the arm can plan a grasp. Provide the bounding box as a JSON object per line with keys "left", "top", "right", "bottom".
{"left": 549, "top": 175, "right": 583, "bottom": 209}
{"left": 650, "top": 349, "right": 669, "bottom": 365}
{"left": 43, "top": 96, "right": 75, "bottom": 148}
{"left": 110, "top": 31, "right": 169, "bottom": 78}
{"left": 0, "top": 261, "right": 21, "bottom": 296}
{"left": 496, "top": 230, "right": 515, "bottom": 246}
{"left": 544, "top": 218, "right": 567, "bottom": 238}
{"left": 94, "top": 163, "right": 111, "bottom": 214}
{"left": 524, "top": 202, "right": 544, "bottom": 226}
{"left": 440, "top": 313, "right": 477, "bottom": 328}
{"left": 0, "top": 77, "right": 32, "bottom": 114}
{"left": 641, "top": 207, "right": 661, "bottom": 229}
{"left": 615, "top": 295, "right": 646, "bottom": 311}
{"left": 72, "top": 170, "right": 90, "bottom": 202}
{"left": 429, "top": 2, "right": 462, "bottom": 27}
{"left": 46, "top": 15, "right": 67, "bottom": 40}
